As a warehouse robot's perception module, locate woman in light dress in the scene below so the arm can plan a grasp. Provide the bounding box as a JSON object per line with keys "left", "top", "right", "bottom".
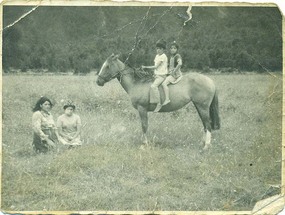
{"left": 57, "top": 103, "right": 82, "bottom": 148}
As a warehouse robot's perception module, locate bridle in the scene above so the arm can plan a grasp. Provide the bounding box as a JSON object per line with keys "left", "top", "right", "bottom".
{"left": 98, "top": 64, "right": 133, "bottom": 83}
{"left": 98, "top": 72, "right": 119, "bottom": 83}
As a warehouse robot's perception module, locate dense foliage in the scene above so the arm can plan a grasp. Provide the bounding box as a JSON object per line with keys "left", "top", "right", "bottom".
{"left": 3, "top": 6, "right": 282, "bottom": 73}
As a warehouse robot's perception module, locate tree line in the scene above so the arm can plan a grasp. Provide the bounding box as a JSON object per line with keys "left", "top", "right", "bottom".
{"left": 3, "top": 6, "right": 282, "bottom": 73}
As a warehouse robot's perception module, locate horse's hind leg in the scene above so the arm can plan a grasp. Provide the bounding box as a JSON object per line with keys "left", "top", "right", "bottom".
{"left": 193, "top": 103, "right": 212, "bottom": 150}
{"left": 137, "top": 105, "right": 149, "bottom": 145}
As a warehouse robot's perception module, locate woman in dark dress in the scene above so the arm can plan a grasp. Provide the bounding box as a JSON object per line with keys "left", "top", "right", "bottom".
{"left": 32, "top": 97, "right": 59, "bottom": 153}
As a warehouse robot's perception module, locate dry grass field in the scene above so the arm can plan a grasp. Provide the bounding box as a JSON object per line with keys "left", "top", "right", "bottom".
{"left": 2, "top": 72, "right": 282, "bottom": 211}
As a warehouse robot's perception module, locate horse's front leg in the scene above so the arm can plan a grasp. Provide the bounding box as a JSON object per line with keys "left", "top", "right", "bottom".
{"left": 137, "top": 105, "right": 149, "bottom": 145}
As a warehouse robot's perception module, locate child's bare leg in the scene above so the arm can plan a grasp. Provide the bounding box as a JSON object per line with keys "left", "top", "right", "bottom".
{"left": 151, "top": 76, "right": 165, "bottom": 112}
{"left": 153, "top": 86, "right": 162, "bottom": 112}
{"left": 162, "top": 80, "right": 171, "bottom": 106}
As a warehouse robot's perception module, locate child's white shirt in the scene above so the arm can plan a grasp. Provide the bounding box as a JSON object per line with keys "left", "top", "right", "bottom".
{"left": 154, "top": 53, "right": 168, "bottom": 75}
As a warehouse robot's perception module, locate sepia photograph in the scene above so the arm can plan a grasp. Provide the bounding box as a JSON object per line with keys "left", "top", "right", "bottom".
{"left": 1, "top": 1, "right": 283, "bottom": 213}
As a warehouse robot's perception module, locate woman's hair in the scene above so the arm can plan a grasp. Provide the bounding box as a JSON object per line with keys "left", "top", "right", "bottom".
{"left": 32, "top": 96, "right": 53, "bottom": 112}
{"left": 156, "top": 39, "right": 167, "bottom": 49}
{"left": 170, "top": 41, "right": 179, "bottom": 50}
{"left": 63, "top": 104, "right": 76, "bottom": 110}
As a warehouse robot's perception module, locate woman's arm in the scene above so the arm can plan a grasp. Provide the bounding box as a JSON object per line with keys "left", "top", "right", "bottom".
{"left": 54, "top": 128, "right": 60, "bottom": 140}
{"left": 72, "top": 116, "right": 82, "bottom": 139}
{"left": 49, "top": 115, "right": 61, "bottom": 140}
{"left": 32, "top": 112, "right": 48, "bottom": 140}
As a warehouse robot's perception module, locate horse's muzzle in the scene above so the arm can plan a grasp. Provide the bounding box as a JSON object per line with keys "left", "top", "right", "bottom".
{"left": 96, "top": 77, "right": 105, "bottom": 86}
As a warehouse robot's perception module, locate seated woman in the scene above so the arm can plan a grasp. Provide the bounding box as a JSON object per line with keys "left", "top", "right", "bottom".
{"left": 32, "top": 96, "right": 59, "bottom": 153}
{"left": 57, "top": 103, "right": 82, "bottom": 148}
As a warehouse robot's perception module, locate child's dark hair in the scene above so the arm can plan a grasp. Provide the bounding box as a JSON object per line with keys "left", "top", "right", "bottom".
{"left": 63, "top": 104, "right": 76, "bottom": 110}
{"left": 32, "top": 96, "right": 53, "bottom": 112}
{"left": 156, "top": 39, "right": 167, "bottom": 49}
{"left": 170, "top": 41, "right": 179, "bottom": 49}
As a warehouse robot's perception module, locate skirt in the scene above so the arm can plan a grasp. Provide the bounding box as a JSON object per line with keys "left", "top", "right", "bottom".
{"left": 32, "top": 129, "right": 57, "bottom": 153}
{"left": 58, "top": 132, "right": 82, "bottom": 146}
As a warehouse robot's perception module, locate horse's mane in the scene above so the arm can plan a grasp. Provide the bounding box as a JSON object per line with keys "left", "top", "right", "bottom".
{"left": 127, "top": 65, "right": 155, "bottom": 83}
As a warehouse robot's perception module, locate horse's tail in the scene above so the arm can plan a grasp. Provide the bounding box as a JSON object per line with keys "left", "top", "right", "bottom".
{"left": 210, "top": 90, "right": 220, "bottom": 130}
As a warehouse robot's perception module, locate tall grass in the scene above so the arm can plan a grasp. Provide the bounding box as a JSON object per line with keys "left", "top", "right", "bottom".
{"left": 2, "top": 73, "right": 282, "bottom": 211}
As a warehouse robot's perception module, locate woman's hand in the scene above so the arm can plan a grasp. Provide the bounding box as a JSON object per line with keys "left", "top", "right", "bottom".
{"left": 42, "top": 134, "right": 49, "bottom": 141}
{"left": 67, "top": 136, "right": 73, "bottom": 141}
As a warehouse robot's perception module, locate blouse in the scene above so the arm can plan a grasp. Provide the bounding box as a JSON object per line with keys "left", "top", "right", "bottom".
{"left": 57, "top": 114, "right": 81, "bottom": 135}
{"left": 32, "top": 111, "right": 56, "bottom": 140}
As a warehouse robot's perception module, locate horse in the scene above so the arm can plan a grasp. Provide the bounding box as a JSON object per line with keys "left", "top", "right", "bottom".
{"left": 96, "top": 54, "right": 220, "bottom": 150}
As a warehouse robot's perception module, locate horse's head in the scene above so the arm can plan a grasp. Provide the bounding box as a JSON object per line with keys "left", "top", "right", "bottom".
{"left": 96, "top": 54, "right": 124, "bottom": 86}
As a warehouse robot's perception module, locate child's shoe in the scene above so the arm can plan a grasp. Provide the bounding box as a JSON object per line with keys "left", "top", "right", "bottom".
{"left": 154, "top": 103, "right": 162, "bottom": 112}
{"left": 162, "top": 99, "right": 170, "bottom": 106}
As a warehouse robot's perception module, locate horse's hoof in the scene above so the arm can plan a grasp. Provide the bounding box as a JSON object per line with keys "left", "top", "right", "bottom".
{"left": 203, "top": 144, "right": 212, "bottom": 151}
{"left": 143, "top": 140, "right": 148, "bottom": 145}
{"left": 140, "top": 144, "right": 149, "bottom": 150}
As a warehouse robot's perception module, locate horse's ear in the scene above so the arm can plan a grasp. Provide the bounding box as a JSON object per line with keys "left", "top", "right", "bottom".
{"left": 111, "top": 54, "right": 120, "bottom": 61}
{"left": 107, "top": 53, "right": 115, "bottom": 62}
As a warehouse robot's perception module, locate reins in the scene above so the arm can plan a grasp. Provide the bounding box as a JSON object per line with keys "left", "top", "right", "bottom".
{"left": 98, "top": 61, "right": 153, "bottom": 84}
